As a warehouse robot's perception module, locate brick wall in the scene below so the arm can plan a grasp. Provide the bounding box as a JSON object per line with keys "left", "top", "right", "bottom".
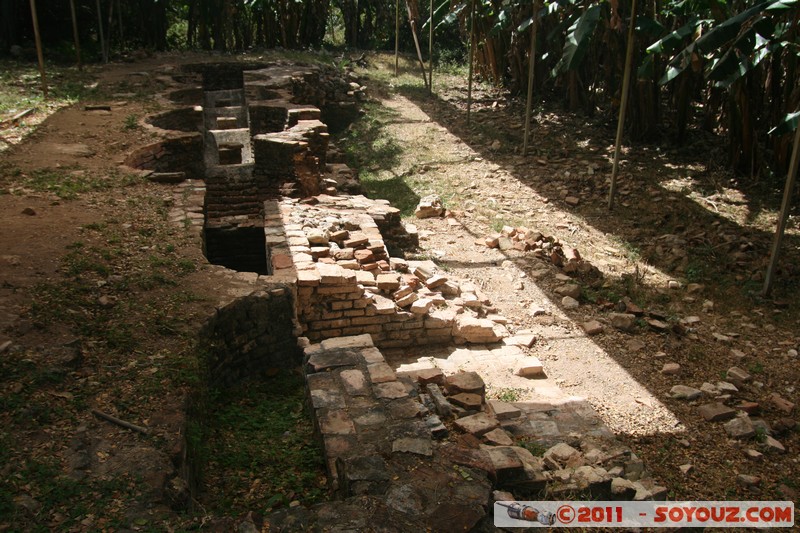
{"left": 199, "top": 287, "right": 300, "bottom": 386}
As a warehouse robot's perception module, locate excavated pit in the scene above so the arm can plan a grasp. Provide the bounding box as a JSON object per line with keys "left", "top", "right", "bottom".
{"left": 202, "top": 226, "right": 270, "bottom": 275}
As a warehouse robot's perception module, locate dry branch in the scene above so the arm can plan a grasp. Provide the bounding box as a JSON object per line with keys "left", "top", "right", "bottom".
{"left": 91, "top": 409, "right": 150, "bottom": 435}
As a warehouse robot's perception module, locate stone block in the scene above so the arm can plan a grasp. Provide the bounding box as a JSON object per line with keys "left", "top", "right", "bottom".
{"left": 376, "top": 273, "right": 401, "bottom": 291}
{"left": 426, "top": 383, "right": 453, "bottom": 419}
{"left": 483, "top": 428, "right": 514, "bottom": 446}
{"left": 320, "top": 334, "right": 374, "bottom": 350}
{"left": 410, "top": 298, "right": 433, "bottom": 315}
{"left": 319, "top": 410, "right": 356, "bottom": 435}
{"left": 392, "top": 437, "right": 433, "bottom": 456}
{"left": 488, "top": 400, "right": 521, "bottom": 421}
{"left": 698, "top": 402, "right": 737, "bottom": 422}
{"left": 514, "top": 357, "right": 545, "bottom": 378}
{"left": 446, "top": 371, "right": 486, "bottom": 397}
{"left": 367, "top": 362, "right": 396, "bottom": 384}
{"left": 375, "top": 381, "right": 407, "bottom": 399}
{"left": 453, "top": 316, "right": 503, "bottom": 343}
{"left": 449, "top": 393, "right": 483, "bottom": 410}
{"left": 307, "top": 350, "right": 359, "bottom": 372}
{"left": 454, "top": 412, "right": 500, "bottom": 436}
{"left": 395, "top": 292, "right": 419, "bottom": 308}
{"left": 339, "top": 369, "right": 369, "bottom": 396}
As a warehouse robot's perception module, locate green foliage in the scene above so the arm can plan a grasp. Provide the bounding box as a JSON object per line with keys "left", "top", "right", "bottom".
{"left": 492, "top": 388, "right": 521, "bottom": 402}
{"left": 552, "top": 4, "right": 603, "bottom": 76}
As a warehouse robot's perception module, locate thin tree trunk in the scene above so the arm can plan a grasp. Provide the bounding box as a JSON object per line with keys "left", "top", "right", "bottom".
{"left": 29, "top": 0, "right": 47, "bottom": 97}
{"left": 523, "top": 0, "right": 540, "bottom": 155}
{"left": 609, "top": 0, "right": 638, "bottom": 210}
{"left": 96, "top": 0, "right": 108, "bottom": 63}
{"left": 70, "top": 0, "right": 82, "bottom": 69}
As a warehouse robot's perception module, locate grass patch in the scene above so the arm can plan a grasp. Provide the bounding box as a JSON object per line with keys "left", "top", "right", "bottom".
{"left": 197, "top": 371, "right": 327, "bottom": 516}
{"left": 11, "top": 168, "right": 143, "bottom": 200}
{"left": 490, "top": 387, "right": 521, "bottom": 403}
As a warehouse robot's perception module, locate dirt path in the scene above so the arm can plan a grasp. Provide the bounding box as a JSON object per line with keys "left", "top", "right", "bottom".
{"left": 349, "top": 54, "right": 800, "bottom": 502}
{"left": 375, "top": 91, "right": 684, "bottom": 436}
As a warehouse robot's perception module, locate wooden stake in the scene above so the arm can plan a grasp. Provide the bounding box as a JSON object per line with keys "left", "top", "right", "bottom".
{"left": 70, "top": 0, "right": 82, "bottom": 70}
{"left": 466, "top": 0, "right": 476, "bottom": 125}
{"left": 395, "top": 0, "right": 400, "bottom": 76}
{"left": 608, "top": 0, "right": 638, "bottom": 210}
{"left": 522, "top": 0, "right": 540, "bottom": 156}
{"left": 763, "top": 117, "right": 800, "bottom": 296}
{"left": 29, "top": 0, "right": 47, "bottom": 98}
{"left": 96, "top": 0, "right": 107, "bottom": 63}
{"left": 405, "top": 0, "right": 430, "bottom": 89}
{"left": 428, "top": 0, "right": 434, "bottom": 94}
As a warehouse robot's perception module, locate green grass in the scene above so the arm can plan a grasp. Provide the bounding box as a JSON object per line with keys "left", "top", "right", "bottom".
{"left": 0, "top": 59, "right": 100, "bottom": 117}
{"left": 490, "top": 387, "right": 521, "bottom": 403}
{"left": 9, "top": 167, "right": 143, "bottom": 200}
{"left": 195, "top": 371, "right": 327, "bottom": 515}
{"left": 123, "top": 113, "right": 139, "bottom": 130}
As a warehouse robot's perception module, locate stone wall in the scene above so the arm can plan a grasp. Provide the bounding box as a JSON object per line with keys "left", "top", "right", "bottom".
{"left": 198, "top": 287, "right": 300, "bottom": 386}
{"left": 252, "top": 118, "right": 330, "bottom": 198}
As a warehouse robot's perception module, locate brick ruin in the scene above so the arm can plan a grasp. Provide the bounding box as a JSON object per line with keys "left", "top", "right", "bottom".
{"left": 128, "top": 61, "right": 667, "bottom": 530}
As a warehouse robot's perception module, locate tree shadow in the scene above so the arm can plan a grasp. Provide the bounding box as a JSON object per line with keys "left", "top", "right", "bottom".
{"left": 390, "top": 82, "right": 800, "bottom": 304}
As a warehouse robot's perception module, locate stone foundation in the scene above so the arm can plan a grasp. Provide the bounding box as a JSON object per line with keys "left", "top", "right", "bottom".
{"left": 263, "top": 334, "right": 667, "bottom": 530}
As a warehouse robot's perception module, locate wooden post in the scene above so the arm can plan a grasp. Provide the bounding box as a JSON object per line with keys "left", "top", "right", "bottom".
{"left": 608, "top": 0, "right": 638, "bottom": 210}
{"left": 116, "top": 0, "right": 123, "bottom": 46}
{"left": 405, "top": 0, "right": 429, "bottom": 89}
{"left": 70, "top": 0, "right": 82, "bottom": 70}
{"left": 395, "top": 0, "right": 400, "bottom": 76}
{"left": 29, "top": 0, "right": 47, "bottom": 98}
{"left": 428, "top": 0, "right": 433, "bottom": 94}
{"left": 466, "top": 0, "right": 476, "bottom": 125}
{"left": 96, "top": 0, "right": 107, "bottom": 63}
{"left": 522, "top": 0, "right": 540, "bottom": 156}
{"left": 763, "top": 118, "right": 800, "bottom": 296}
{"left": 106, "top": 0, "right": 114, "bottom": 60}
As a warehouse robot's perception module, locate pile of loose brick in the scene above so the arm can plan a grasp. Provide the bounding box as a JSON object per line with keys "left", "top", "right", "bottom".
{"left": 483, "top": 225, "right": 599, "bottom": 276}
{"left": 264, "top": 194, "right": 511, "bottom": 348}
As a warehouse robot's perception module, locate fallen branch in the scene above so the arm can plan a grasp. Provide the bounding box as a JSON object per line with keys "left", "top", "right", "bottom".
{"left": 91, "top": 409, "right": 150, "bottom": 435}
{"left": 0, "top": 108, "right": 35, "bottom": 127}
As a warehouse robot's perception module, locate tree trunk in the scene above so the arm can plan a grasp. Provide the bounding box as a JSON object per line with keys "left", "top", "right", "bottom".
{"left": 729, "top": 76, "right": 755, "bottom": 174}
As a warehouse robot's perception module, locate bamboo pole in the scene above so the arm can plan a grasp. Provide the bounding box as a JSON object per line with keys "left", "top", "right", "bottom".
{"left": 405, "top": 0, "right": 429, "bottom": 89}
{"left": 608, "top": 0, "right": 638, "bottom": 210}
{"left": 29, "top": 0, "right": 47, "bottom": 98}
{"left": 106, "top": 0, "right": 114, "bottom": 61}
{"left": 395, "top": 0, "right": 400, "bottom": 76}
{"left": 522, "top": 0, "right": 540, "bottom": 156}
{"left": 466, "top": 0, "right": 476, "bottom": 125}
{"left": 763, "top": 118, "right": 800, "bottom": 296}
{"left": 96, "top": 0, "right": 107, "bottom": 63}
{"left": 428, "top": 0, "right": 433, "bottom": 94}
{"left": 70, "top": 0, "right": 82, "bottom": 70}
{"left": 116, "top": 0, "right": 123, "bottom": 47}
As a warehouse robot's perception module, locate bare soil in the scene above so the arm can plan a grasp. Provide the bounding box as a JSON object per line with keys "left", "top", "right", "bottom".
{"left": 352, "top": 53, "right": 800, "bottom": 504}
